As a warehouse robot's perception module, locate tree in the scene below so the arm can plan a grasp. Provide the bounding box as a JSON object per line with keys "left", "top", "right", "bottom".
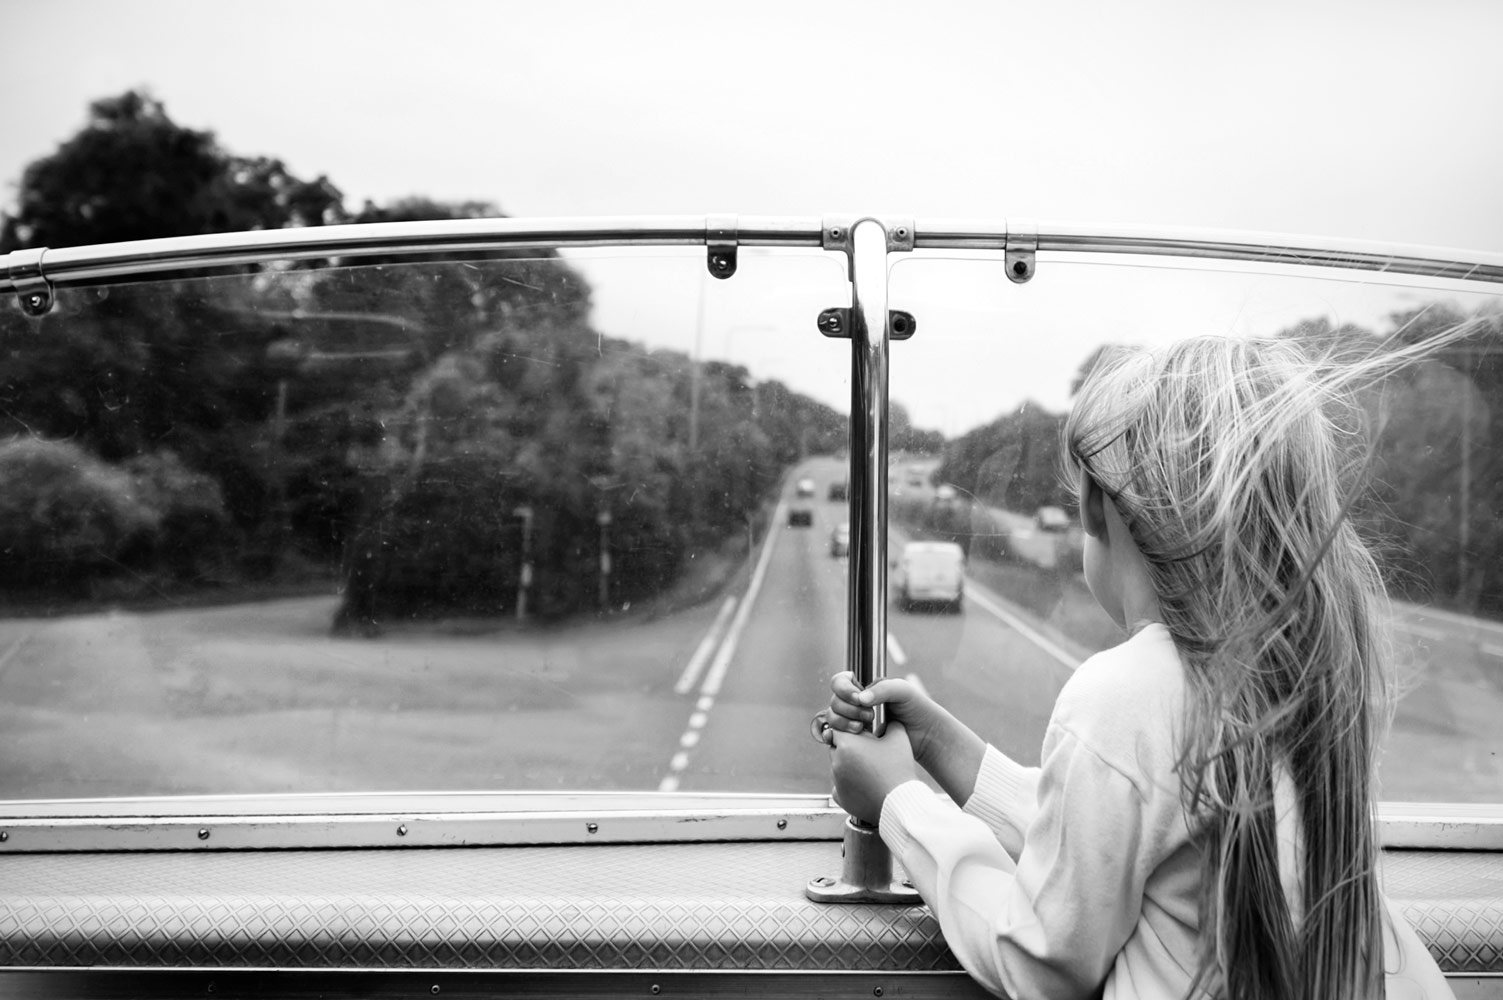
{"left": 937, "top": 400, "right": 1069, "bottom": 514}
{"left": 1, "top": 90, "right": 341, "bottom": 252}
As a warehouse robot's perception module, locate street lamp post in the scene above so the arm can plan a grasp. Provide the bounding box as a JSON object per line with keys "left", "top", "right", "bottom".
{"left": 597, "top": 507, "right": 612, "bottom": 611}
{"left": 513, "top": 505, "right": 533, "bottom": 622}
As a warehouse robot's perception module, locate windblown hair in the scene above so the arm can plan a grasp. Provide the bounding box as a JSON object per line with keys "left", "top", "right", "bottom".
{"left": 1064, "top": 335, "right": 1400, "bottom": 1000}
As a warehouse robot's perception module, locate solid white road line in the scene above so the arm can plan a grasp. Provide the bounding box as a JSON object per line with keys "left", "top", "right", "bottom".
{"left": 965, "top": 586, "right": 1082, "bottom": 671}
{"left": 674, "top": 596, "right": 739, "bottom": 694}
{"left": 699, "top": 501, "right": 785, "bottom": 698}
{"left": 0, "top": 632, "right": 31, "bottom": 680}
{"left": 658, "top": 498, "right": 789, "bottom": 792}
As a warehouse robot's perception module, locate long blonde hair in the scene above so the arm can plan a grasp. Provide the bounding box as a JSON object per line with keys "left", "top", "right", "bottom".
{"left": 1065, "top": 335, "right": 1393, "bottom": 1000}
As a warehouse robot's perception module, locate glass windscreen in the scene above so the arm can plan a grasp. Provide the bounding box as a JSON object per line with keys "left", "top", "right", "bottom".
{"left": 0, "top": 248, "right": 852, "bottom": 799}
{"left": 889, "top": 253, "right": 1503, "bottom": 804}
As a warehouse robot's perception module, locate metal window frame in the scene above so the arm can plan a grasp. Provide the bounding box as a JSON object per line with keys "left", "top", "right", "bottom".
{"left": 3, "top": 215, "right": 1502, "bottom": 852}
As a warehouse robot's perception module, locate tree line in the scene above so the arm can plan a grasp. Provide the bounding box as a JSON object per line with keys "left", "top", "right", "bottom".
{"left": 0, "top": 91, "right": 846, "bottom": 628}
{"left": 925, "top": 312, "right": 1503, "bottom": 618}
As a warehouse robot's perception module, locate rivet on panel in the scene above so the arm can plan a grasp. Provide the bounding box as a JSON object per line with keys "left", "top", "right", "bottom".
{"left": 776, "top": 819, "right": 788, "bottom": 831}
{"left": 398, "top": 824, "right": 409, "bottom": 837}
{"left": 587, "top": 822, "right": 599, "bottom": 834}
{"left": 197, "top": 828, "right": 210, "bottom": 841}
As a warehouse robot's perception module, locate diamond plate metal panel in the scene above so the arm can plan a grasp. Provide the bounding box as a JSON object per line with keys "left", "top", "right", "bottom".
{"left": 1383, "top": 850, "right": 1503, "bottom": 974}
{"left": 0, "top": 842, "right": 958, "bottom": 971}
{"left": 1, "top": 843, "right": 1498, "bottom": 974}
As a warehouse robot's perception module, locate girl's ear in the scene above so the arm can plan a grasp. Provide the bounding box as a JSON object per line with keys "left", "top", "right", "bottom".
{"left": 1078, "top": 466, "right": 1109, "bottom": 540}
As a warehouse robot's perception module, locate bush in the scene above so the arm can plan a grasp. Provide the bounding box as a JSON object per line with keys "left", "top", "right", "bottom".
{"left": 0, "top": 437, "right": 156, "bottom": 590}
{"left": 123, "top": 450, "right": 232, "bottom": 580}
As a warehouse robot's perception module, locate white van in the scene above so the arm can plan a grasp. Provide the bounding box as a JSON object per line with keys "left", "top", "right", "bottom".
{"left": 896, "top": 540, "right": 965, "bottom": 612}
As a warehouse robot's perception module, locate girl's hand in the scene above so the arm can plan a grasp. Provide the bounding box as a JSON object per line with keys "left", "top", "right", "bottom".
{"left": 825, "top": 671, "right": 943, "bottom": 768}
{"left": 829, "top": 721, "right": 918, "bottom": 825}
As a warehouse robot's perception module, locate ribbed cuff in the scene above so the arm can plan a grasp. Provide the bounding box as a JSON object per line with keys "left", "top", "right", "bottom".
{"left": 879, "top": 780, "right": 940, "bottom": 860}
{"left": 962, "top": 745, "right": 1038, "bottom": 845}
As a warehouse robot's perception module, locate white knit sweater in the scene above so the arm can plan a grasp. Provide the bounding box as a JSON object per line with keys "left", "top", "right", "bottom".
{"left": 877, "top": 622, "right": 1454, "bottom": 1000}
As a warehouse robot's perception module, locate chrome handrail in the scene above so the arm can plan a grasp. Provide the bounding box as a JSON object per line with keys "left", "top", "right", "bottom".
{"left": 6, "top": 216, "right": 1503, "bottom": 296}
{"left": 0, "top": 216, "right": 828, "bottom": 293}
{"left": 914, "top": 219, "right": 1503, "bottom": 284}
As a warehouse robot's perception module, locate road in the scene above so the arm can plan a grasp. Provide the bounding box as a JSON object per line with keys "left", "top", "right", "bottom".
{"left": 0, "top": 456, "right": 1496, "bottom": 802}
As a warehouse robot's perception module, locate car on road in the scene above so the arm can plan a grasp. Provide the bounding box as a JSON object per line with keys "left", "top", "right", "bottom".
{"left": 829, "top": 522, "right": 850, "bottom": 557}
{"left": 795, "top": 477, "right": 816, "bottom": 498}
{"left": 827, "top": 480, "right": 847, "bottom": 502}
{"left": 1035, "top": 505, "right": 1071, "bottom": 532}
{"left": 895, "top": 540, "right": 965, "bottom": 613}
{"left": 787, "top": 506, "right": 813, "bottom": 527}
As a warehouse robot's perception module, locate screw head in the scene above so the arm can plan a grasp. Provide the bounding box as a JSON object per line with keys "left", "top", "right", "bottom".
{"left": 1012, "top": 259, "right": 1029, "bottom": 277}
{"left": 0, "top": 831, "right": 8, "bottom": 843}
{"left": 587, "top": 822, "right": 599, "bottom": 834}
{"left": 197, "top": 828, "right": 210, "bottom": 841}
{"left": 397, "top": 824, "right": 408, "bottom": 837}
{"left": 776, "top": 819, "right": 787, "bottom": 831}
{"left": 829, "top": 227, "right": 843, "bottom": 239}
{"left": 874, "top": 987, "right": 884, "bottom": 997}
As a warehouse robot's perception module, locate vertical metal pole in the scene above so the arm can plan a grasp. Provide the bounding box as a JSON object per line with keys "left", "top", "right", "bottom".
{"left": 808, "top": 219, "right": 917, "bottom": 905}
{"left": 848, "top": 219, "right": 890, "bottom": 736}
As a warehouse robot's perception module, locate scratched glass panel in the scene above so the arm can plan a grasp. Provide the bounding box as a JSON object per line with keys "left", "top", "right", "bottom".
{"left": 0, "top": 248, "right": 850, "bottom": 799}
{"left": 888, "top": 253, "right": 1503, "bottom": 802}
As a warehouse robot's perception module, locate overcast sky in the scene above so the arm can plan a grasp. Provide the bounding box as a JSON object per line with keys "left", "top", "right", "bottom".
{"left": 3, "top": 0, "right": 1502, "bottom": 432}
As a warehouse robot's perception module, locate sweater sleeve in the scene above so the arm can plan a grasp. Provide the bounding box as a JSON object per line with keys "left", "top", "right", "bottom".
{"left": 880, "top": 726, "right": 1160, "bottom": 1000}
{"left": 961, "top": 744, "right": 1040, "bottom": 860}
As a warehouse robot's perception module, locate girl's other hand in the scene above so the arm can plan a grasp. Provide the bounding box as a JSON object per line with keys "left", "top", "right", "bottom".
{"left": 826, "top": 671, "right": 942, "bottom": 762}
{"left": 829, "top": 720, "right": 918, "bottom": 825}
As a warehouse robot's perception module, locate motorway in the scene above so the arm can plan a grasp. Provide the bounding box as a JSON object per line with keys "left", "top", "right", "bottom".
{"left": 0, "top": 456, "right": 1497, "bottom": 803}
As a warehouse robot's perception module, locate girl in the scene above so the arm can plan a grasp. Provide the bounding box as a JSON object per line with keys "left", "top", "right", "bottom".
{"left": 823, "top": 335, "right": 1454, "bottom": 999}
